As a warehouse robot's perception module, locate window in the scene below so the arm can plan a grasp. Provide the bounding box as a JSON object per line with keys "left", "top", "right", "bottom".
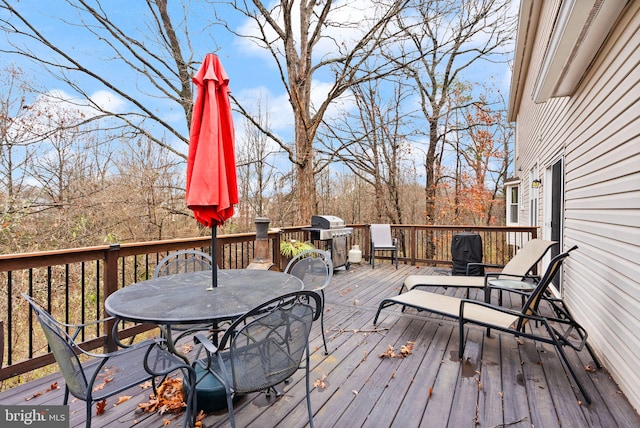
{"left": 509, "top": 186, "right": 519, "bottom": 224}
{"left": 506, "top": 183, "right": 520, "bottom": 225}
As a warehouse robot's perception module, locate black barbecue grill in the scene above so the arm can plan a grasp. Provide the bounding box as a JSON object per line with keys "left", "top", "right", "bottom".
{"left": 303, "top": 215, "right": 353, "bottom": 269}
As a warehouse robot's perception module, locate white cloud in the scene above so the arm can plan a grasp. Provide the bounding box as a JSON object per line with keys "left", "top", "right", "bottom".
{"left": 89, "top": 90, "right": 127, "bottom": 113}
{"left": 32, "top": 88, "right": 128, "bottom": 118}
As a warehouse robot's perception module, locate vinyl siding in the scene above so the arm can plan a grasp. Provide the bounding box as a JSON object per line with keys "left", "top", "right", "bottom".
{"left": 511, "top": 1, "right": 640, "bottom": 410}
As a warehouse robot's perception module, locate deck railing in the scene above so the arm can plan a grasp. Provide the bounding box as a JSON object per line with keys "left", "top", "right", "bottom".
{"left": 0, "top": 224, "right": 536, "bottom": 386}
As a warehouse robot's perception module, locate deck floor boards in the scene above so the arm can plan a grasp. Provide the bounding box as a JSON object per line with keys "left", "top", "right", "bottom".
{"left": 1, "top": 262, "right": 639, "bottom": 427}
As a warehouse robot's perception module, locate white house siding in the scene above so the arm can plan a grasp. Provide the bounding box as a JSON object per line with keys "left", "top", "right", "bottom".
{"left": 511, "top": 1, "right": 640, "bottom": 410}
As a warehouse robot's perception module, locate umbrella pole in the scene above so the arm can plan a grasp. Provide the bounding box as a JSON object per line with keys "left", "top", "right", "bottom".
{"left": 208, "top": 227, "right": 217, "bottom": 290}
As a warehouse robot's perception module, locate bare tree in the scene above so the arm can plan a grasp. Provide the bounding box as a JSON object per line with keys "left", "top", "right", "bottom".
{"left": 0, "top": 0, "right": 195, "bottom": 158}
{"left": 235, "top": 96, "right": 279, "bottom": 226}
{"left": 110, "top": 137, "right": 196, "bottom": 242}
{"left": 0, "top": 65, "right": 38, "bottom": 223}
{"left": 393, "top": 0, "right": 516, "bottom": 224}
{"left": 321, "top": 78, "right": 414, "bottom": 224}
{"left": 223, "top": 0, "right": 410, "bottom": 223}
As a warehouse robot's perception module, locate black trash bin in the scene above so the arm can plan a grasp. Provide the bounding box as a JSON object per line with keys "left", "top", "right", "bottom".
{"left": 451, "top": 232, "right": 483, "bottom": 276}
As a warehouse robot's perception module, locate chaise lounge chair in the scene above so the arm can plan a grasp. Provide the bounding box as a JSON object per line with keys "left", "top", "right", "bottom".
{"left": 401, "top": 238, "right": 557, "bottom": 303}
{"left": 373, "top": 246, "right": 600, "bottom": 404}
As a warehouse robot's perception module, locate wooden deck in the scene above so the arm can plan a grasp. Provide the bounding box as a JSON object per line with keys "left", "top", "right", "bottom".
{"left": 2, "top": 262, "right": 639, "bottom": 427}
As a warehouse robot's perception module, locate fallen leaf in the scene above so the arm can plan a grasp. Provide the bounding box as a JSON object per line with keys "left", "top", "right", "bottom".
{"left": 313, "top": 374, "right": 328, "bottom": 390}
{"left": 180, "top": 343, "right": 194, "bottom": 354}
{"left": 352, "top": 390, "right": 358, "bottom": 395}
{"left": 380, "top": 341, "right": 414, "bottom": 359}
{"left": 115, "top": 395, "right": 132, "bottom": 405}
{"left": 428, "top": 387, "right": 433, "bottom": 398}
{"left": 379, "top": 344, "right": 396, "bottom": 358}
{"left": 139, "top": 381, "right": 153, "bottom": 389}
{"left": 25, "top": 382, "right": 59, "bottom": 401}
{"left": 96, "top": 399, "right": 107, "bottom": 415}
{"left": 163, "top": 419, "right": 171, "bottom": 426}
{"left": 584, "top": 364, "right": 597, "bottom": 373}
{"left": 399, "top": 341, "right": 414, "bottom": 357}
{"left": 137, "top": 378, "right": 187, "bottom": 415}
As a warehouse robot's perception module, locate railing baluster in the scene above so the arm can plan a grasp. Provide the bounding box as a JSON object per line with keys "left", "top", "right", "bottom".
{"left": 8, "top": 271, "right": 13, "bottom": 365}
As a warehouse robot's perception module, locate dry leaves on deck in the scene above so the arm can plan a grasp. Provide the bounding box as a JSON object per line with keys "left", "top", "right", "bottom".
{"left": 313, "top": 374, "right": 328, "bottom": 390}
{"left": 25, "top": 382, "right": 59, "bottom": 401}
{"left": 137, "top": 378, "right": 188, "bottom": 415}
{"left": 96, "top": 399, "right": 107, "bottom": 415}
{"left": 379, "top": 341, "right": 414, "bottom": 359}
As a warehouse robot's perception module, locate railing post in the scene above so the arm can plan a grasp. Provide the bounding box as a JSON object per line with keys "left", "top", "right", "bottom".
{"left": 104, "top": 244, "right": 120, "bottom": 352}
{"left": 365, "top": 224, "right": 371, "bottom": 262}
{"left": 410, "top": 225, "right": 417, "bottom": 265}
{"left": 272, "top": 232, "right": 283, "bottom": 270}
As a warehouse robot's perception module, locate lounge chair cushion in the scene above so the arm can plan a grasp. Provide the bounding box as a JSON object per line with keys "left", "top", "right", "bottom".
{"left": 390, "top": 290, "right": 518, "bottom": 327}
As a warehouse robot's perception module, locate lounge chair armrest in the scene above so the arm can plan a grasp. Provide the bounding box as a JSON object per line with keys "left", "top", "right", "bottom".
{"left": 466, "top": 262, "right": 503, "bottom": 275}
{"left": 483, "top": 273, "right": 539, "bottom": 287}
{"left": 485, "top": 273, "right": 538, "bottom": 280}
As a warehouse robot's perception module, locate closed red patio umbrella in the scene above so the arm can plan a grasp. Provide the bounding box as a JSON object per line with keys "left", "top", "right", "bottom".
{"left": 186, "top": 53, "right": 238, "bottom": 287}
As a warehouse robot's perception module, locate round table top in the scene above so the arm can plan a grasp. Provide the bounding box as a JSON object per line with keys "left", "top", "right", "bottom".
{"left": 105, "top": 269, "right": 304, "bottom": 325}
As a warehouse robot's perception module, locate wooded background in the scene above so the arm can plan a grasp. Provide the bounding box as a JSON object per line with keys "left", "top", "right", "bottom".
{"left": 0, "top": 0, "right": 516, "bottom": 253}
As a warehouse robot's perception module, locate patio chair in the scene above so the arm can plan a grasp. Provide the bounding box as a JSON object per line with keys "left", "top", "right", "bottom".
{"left": 153, "top": 249, "right": 213, "bottom": 277}
{"left": 22, "top": 293, "right": 197, "bottom": 428}
{"left": 370, "top": 224, "right": 398, "bottom": 269}
{"left": 285, "top": 249, "right": 334, "bottom": 354}
{"left": 373, "top": 246, "right": 600, "bottom": 404}
{"left": 401, "top": 239, "right": 557, "bottom": 303}
{"left": 154, "top": 249, "right": 215, "bottom": 344}
{"left": 192, "top": 291, "right": 321, "bottom": 428}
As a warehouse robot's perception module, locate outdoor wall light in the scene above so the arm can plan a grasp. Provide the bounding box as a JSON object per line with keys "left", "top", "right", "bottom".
{"left": 532, "top": 179, "right": 542, "bottom": 188}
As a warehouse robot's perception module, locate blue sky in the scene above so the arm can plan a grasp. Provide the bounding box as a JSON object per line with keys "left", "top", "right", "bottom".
{"left": 1, "top": 0, "right": 516, "bottom": 175}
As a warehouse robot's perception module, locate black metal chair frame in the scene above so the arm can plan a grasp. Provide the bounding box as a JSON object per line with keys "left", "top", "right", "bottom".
{"left": 154, "top": 249, "right": 215, "bottom": 345}
{"left": 23, "top": 293, "right": 197, "bottom": 428}
{"left": 153, "top": 249, "right": 213, "bottom": 278}
{"left": 285, "top": 249, "right": 333, "bottom": 354}
{"left": 193, "top": 291, "right": 321, "bottom": 428}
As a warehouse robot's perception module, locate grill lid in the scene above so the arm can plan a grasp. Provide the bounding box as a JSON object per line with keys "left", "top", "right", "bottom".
{"left": 311, "top": 215, "right": 345, "bottom": 229}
